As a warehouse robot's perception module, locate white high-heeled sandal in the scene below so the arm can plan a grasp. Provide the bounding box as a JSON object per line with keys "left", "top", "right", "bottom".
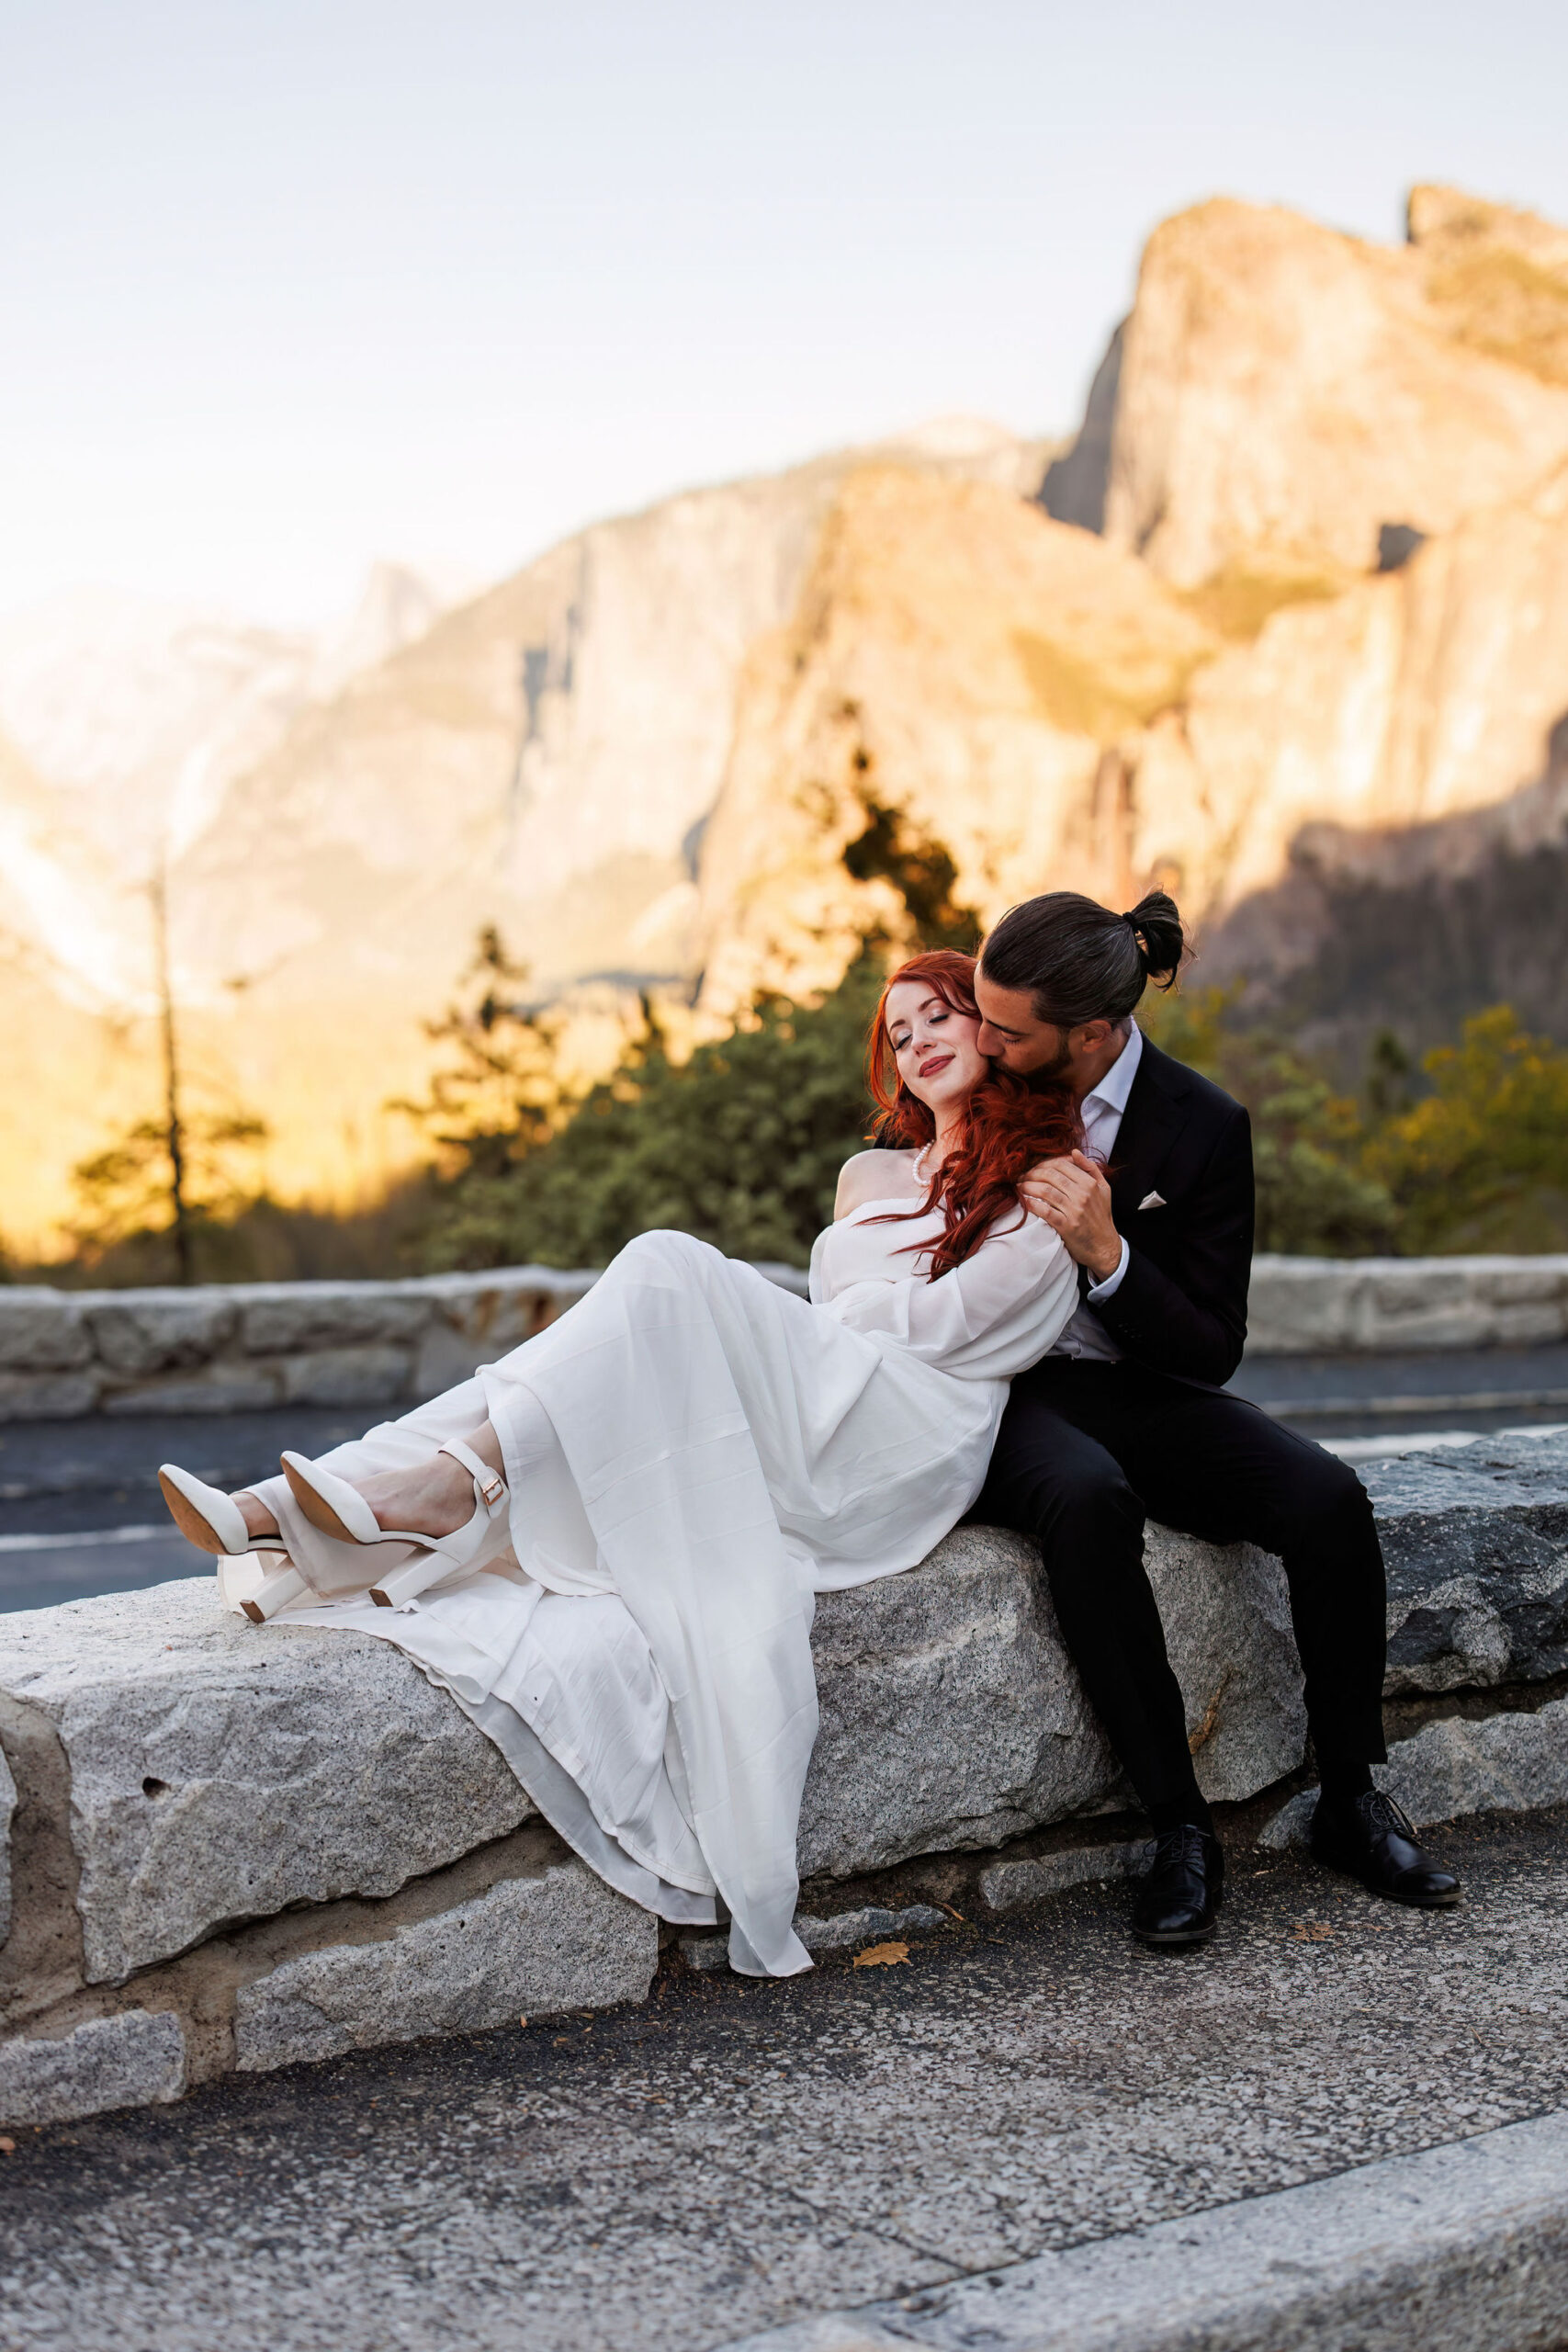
{"left": 158, "top": 1464, "right": 310, "bottom": 1623}
{"left": 280, "top": 1440, "right": 510, "bottom": 1609}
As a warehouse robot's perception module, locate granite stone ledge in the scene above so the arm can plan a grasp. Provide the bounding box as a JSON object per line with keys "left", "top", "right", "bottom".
{"left": 0, "top": 1581, "right": 534, "bottom": 1985}
{"left": 1, "top": 1431, "right": 1567, "bottom": 2130}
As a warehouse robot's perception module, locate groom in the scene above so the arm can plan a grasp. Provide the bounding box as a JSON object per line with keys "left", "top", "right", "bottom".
{"left": 969, "top": 888, "right": 1460, "bottom": 1946}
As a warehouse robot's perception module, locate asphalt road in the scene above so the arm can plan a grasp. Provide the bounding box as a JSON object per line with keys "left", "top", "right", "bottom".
{"left": 1, "top": 1808, "right": 1564, "bottom": 2352}
{"left": 3, "top": 1351, "right": 1567, "bottom": 1612}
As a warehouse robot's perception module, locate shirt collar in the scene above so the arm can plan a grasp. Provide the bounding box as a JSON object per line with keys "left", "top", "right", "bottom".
{"left": 1083, "top": 1019, "right": 1143, "bottom": 1120}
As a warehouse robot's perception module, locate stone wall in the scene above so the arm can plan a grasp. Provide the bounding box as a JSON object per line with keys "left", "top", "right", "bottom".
{"left": 0, "top": 1265, "right": 806, "bottom": 1421}
{"left": 0, "top": 1253, "right": 1565, "bottom": 1422}
{"left": 4, "top": 1428, "right": 1567, "bottom": 2127}
{"left": 1246, "top": 1253, "right": 1568, "bottom": 1356}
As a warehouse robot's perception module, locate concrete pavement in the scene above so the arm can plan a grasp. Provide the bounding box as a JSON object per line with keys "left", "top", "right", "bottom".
{"left": 1, "top": 1806, "right": 1564, "bottom": 2352}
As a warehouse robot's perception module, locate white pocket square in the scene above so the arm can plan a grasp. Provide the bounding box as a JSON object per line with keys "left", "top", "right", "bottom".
{"left": 1138, "top": 1190, "right": 1167, "bottom": 1211}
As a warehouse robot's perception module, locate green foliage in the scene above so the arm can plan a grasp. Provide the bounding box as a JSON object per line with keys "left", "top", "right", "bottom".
{"left": 65, "top": 1108, "right": 271, "bottom": 1283}
{"left": 1139, "top": 989, "right": 1399, "bottom": 1257}
{"left": 1362, "top": 1007, "right": 1568, "bottom": 1252}
{"left": 394, "top": 925, "right": 573, "bottom": 1182}
{"left": 416, "top": 959, "right": 886, "bottom": 1272}
{"left": 840, "top": 796, "right": 982, "bottom": 953}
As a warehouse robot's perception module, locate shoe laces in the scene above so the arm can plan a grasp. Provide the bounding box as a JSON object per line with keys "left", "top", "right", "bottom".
{"left": 1358, "top": 1790, "right": 1416, "bottom": 1841}
{"left": 1149, "top": 1824, "right": 1210, "bottom": 1869}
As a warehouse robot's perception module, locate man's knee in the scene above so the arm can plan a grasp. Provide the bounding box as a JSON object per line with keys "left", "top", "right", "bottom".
{"left": 1013, "top": 1456, "right": 1145, "bottom": 1566}
{"left": 1290, "top": 1446, "right": 1375, "bottom": 1537}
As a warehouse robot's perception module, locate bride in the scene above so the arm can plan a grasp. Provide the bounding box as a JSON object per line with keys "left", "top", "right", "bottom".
{"left": 159, "top": 950, "right": 1080, "bottom": 1976}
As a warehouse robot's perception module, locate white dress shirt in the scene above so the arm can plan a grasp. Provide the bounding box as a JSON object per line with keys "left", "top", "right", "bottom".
{"left": 1044, "top": 1019, "right": 1142, "bottom": 1363}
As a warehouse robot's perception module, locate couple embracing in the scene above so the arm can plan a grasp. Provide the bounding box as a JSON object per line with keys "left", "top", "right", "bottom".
{"left": 160, "top": 888, "right": 1459, "bottom": 1978}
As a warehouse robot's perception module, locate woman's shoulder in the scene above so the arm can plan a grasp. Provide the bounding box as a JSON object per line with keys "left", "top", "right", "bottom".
{"left": 833, "top": 1148, "right": 920, "bottom": 1220}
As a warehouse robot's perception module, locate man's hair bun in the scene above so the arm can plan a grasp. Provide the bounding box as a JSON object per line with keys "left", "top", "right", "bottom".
{"left": 1119, "top": 891, "right": 1184, "bottom": 990}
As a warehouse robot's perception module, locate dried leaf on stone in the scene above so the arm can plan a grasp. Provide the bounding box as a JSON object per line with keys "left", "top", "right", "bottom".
{"left": 0, "top": 2137, "right": 14, "bottom": 2154}
{"left": 853, "top": 1940, "right": 910, "bottom": 1968}
{"left": 1292, "top": 1922, "right": 1335, "bottom": 1941}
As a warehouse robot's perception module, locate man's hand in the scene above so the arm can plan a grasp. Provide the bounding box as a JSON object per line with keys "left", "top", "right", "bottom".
{"left": 1020, "top": 1150, "right": 1122, "bottom": 1283}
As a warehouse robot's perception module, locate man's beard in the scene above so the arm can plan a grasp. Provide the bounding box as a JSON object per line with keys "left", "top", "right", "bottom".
{"left": 1018, "top": 1035, "right": 1072, "bottom": 1083}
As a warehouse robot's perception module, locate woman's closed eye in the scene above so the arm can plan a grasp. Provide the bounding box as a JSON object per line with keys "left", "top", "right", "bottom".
{"left": 892, "top": 1012, "right": 947, "bottom": 1049}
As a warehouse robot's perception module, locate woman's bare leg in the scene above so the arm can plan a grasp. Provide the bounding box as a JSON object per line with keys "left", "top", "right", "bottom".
{"left": 232, "top": 1490, "right": 280, "bottom": 1540}
{"left": 233, "top": 1421, "right": 503, "bottom": 1543}
{"left": 309, "top": 1419, "right": 505, "bottom": 1537}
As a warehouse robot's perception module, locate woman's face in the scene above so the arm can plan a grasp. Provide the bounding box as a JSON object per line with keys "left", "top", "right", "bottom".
{"left": 884, "top": 979, "right": 987, "bottom": 1122}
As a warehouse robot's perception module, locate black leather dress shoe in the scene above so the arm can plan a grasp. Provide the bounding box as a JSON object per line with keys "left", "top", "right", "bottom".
{"left": 1310, "top": 1791, "right": 1461, "bottom": 1907}
{"left": 1132, "top": 1826, "right": 1224, "bottom": 1947}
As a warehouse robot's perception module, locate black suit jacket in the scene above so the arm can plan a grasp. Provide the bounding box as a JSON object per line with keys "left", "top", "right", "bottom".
{"left": 1083, "top": 1035, "right": 1254, "bottom": 1387}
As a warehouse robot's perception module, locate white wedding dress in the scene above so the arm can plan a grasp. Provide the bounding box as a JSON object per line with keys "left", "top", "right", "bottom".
{"left": 230, "top": 1196, "right": 1077, "bottom": 1975}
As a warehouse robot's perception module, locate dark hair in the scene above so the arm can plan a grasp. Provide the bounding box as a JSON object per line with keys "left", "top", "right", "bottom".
{"left": 977, "top": 888, "right": 1185, "bottom": 1029}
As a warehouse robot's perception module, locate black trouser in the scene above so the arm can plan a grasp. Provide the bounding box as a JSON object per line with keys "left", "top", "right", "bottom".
{"left": 969, "top": 1360, "right": 1388, "bottom": 1816}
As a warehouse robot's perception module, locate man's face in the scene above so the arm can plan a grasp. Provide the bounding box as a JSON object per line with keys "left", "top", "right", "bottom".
{"left": 974, "top": 972, "right": 1073, "bottom": 1077}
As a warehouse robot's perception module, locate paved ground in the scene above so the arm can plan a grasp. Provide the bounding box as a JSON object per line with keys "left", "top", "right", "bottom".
{"left": 1, "top": 1808, "right": 1565, "bottom": 2352}
{"left": 4, "top": 1350, "right": 1568, "bottom": 1612}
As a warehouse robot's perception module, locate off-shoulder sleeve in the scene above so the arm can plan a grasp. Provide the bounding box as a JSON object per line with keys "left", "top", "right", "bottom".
{"left": 816, "top": 1204, "right": 1077, "bottom": 1379}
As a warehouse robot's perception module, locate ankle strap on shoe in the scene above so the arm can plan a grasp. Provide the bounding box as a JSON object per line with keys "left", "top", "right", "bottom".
{"left": 439, "top": 1439, "right": 508, "bottom": 1513}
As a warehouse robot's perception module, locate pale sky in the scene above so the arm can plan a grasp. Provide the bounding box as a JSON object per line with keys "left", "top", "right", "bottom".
{"left": 4, "top": 0, "right": 1567, "bottom": 626}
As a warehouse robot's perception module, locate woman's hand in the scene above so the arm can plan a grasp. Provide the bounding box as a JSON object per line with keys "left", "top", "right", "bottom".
{"left": 1019, "top": 1151, "right": 1122, "bottom": 1283}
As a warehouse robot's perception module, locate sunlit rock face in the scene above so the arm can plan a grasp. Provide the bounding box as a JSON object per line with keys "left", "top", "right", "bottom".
{"left": 6, "top": 186, "right": 1568, "bottom": 1254}
{"left": 1096, "top": 187, "right": 1568, "bottom": 588}
{"left": 692, "top": 467, "right": 1213, "bottom": 1018}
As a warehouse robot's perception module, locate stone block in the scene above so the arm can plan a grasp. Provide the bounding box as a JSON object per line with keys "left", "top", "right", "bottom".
{"left": 800, "top": 1523, "right": 1304, "bottom": 1879}
{"left": 794, "top": 1905, "right": 947, "bottom": 1952}
{"left": 0, "top": 1738, "right": 14, "bottom": 1948}
{"left": 801, "top": 1527, "right": 1118, "bottom": 1878}
{"left": 1492, "top": 1304, "right": 1568, "bottom": 1348}
{"left": 678, "top": 1931, "right": 730, "bottom": 1973}
{"left": 425, "top": 1272, "right": 594, "bottom": 1356}
{"left": 0, "top": 1579, "right": 533, "bottom": 1984}
{"left": 1474, "top": 1261, "right": 1568, "bottom": 1307}
{"left": 1364, "top": 1430, "right": 1568, "bottom": 1694}
{"left": 1245, "top": 1259, "right": 1361, "bottom": 1354}
{"left": 979, "top": 1842, "right": 1145, "bottom": 1913}
{"left": 237, "top": 1285, "right": 434, "bottom": 1356}
{"left": 0, "top": 1371, "right": 99, "bottom": 1423}
{"left": 1260, "top": 1695, "right": 1568, "bottom": 1848}
{"left": 85, "top": 1293, "right": 238, "bottom": 1375}
{"left": 1381, "top": 1700, "right": 1568, "bottom": 1826}
{"left": 99, "top": 1364, "right": 283, "bottom": 1417}
{"left": 234, "top": 1849, "right": 656, "bottom": 2070}
{"left": 0, "top": 2008, "right": 186, "bottom": 2127}
{"left": 0, "top": 1292, "right": 93, "bottom": 1372}
{"left": 278, "top": 1344, "right": 412, "bottom": 1408}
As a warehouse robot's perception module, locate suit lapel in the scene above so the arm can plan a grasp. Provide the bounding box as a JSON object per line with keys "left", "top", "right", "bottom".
{"left": 1106, "top": 1040, "right": 1192, "bottom": 1227}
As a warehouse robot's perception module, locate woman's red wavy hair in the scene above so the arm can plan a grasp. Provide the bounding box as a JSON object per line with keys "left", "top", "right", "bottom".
{"left": 865, "top": 949, "right": 1081, "bottom": 1277}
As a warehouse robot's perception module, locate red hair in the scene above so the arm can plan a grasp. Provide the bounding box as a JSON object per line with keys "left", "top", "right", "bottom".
{"left": 865, "top": 950, "right": 1082, "bottom": 1277}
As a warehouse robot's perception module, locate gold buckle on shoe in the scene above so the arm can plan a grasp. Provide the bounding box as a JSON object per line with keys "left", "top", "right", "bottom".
{"left": 478, "top": 1469, "right": 505, "bottom": 1508}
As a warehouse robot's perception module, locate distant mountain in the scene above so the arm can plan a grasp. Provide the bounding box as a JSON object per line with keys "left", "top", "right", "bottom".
{"left": 5, "top": 189, "right": 1568, "bottom": 1256}
{"left": 0, "top": 562, "right": 454, "bottom": 878}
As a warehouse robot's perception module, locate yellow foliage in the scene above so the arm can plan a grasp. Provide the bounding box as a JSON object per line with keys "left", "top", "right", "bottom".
{"left": 1362, "top": 1007, "right": 1568, "bottom": 1250}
